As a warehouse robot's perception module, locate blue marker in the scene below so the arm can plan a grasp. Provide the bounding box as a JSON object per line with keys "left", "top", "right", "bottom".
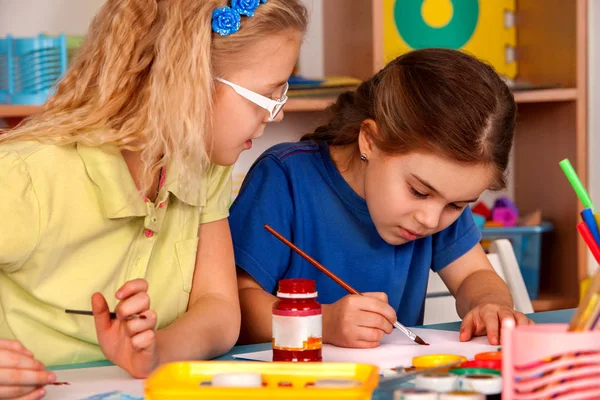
{"left": 581, "top": 208, "right": 600, "bottom": 246}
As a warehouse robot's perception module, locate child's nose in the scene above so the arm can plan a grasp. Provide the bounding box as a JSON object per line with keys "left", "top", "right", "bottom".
{"left": 415, "top": 206, "right": 441, "bottom": 230}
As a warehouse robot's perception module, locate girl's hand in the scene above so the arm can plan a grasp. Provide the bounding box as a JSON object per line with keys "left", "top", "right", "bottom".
{"left": 0, "top": 339, "right": 54, "bottom": 400}
{"left": 459, "top": 303, "right": 533, "bottom": 345}
{"left": 92, "top": 279, "right": 158, "bottom": 378}
{"left": 322, "top": 292, "right": 397, "bottom": 348}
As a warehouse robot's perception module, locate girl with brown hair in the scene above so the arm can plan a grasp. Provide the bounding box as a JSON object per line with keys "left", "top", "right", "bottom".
{"left": 231, "top": 48, "right": 532, "bottom": 350}
{"left": 0, "top": 0, "right": 307, "bottom": 397}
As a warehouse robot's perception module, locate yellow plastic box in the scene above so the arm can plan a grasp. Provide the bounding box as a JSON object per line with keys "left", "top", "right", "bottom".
{"left": 144, "top": 361, "right": 379, "bottom": 399}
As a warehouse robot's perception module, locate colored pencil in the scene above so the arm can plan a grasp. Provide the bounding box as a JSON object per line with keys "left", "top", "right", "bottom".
{"left": 581, "top": 208, "right": 600, "bottom": 245}
{"left": 560, "top": 159, "right": 595, "bottom": 212}
{"left": 576, "top": 222, "right": 600, "bottom": 264}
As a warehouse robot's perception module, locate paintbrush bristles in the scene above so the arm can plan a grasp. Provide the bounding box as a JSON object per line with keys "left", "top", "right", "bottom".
{"left": 414, "top": 335, "right": 429, "bottom": 346}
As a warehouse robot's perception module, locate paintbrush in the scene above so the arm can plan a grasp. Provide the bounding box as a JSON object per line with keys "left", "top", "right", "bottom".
{"left": 264, "top": 224, "right": 428, "bottom": 346}
{"left": 65, "top": 310, "right": 146, "bottom": 320}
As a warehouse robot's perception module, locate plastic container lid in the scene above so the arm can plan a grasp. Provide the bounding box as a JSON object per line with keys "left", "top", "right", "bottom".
{"left": 459, "top": 359, "right": 502, "bottom": 370}
{"left": 457, "top": 374, "right": 502, "bottom": 394}
{"left": 277, "top": 279, "right": 318, "bottom": 298}
{"left": 393, "top": 388, "right": 440, "bottom": 400}
{"left": 212, "top": 372, "right": 263, "bottom": 387}
{"left": 450, "top": 367, "right": 501, "bottom": 376}
{"left": 414, "top": 372, "right": 458, "bottom": 393}
{"left": 413, "top": 354, "right": 467, "bottom": 368}
{"left": 474, "top": 351, "right": 502, "bottom": 361}
{"left": 439, "top": 391, "right": 485, "bottom": 400}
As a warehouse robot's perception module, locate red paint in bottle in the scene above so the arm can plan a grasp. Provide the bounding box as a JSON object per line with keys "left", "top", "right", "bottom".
{"left": 272, "top": 279, "right": 322, "bottom": 362}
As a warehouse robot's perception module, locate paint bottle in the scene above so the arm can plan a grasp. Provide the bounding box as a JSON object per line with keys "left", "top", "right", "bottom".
{"left": 272, "top": 278, "right": 322, "bottom": 362}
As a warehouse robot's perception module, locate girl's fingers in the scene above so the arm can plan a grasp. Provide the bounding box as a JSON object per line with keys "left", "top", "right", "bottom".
{"left": 115, "top": 279, "right": 149, "bottom": 300}
{"left": 0, "top": 351, "right": 44, "bottom": 371}
{"left": 125, "top": 310, "right": 157, "bottom": 337}
{"left": 459, "top": 312, "right": 476, "bottom": 342}
{"left": 131, "top": 330, "right": 155, "bottom": 352}
{"left": 115, "top": 292, "right": 151, "bottom": 320}
{"left": 0, "top": 383, "right": 46, "bottom": 399}
{"left": 0, "top": 367, "right": 55, "bottom": 386}
{"left": 0, "top": 341, "right": 31, "bottom": 357}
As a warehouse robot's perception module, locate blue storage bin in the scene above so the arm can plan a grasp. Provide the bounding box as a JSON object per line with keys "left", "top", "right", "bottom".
{"left": 0, "top": 36, "right": 10, "bottom": 104}
{"left": 0, "top": 34, "right": 67, "bottom": 105}
{"left": 480, "top": 222, "right": 553, "bottom": 300}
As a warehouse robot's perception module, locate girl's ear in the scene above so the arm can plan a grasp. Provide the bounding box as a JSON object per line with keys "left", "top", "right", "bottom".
{"left": 358, "top": 119, "right": 379, "bottom": 160}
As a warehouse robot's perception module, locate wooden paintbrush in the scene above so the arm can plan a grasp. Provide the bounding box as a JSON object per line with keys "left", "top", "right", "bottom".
{"left": 264, "top": 224, "right": 429, "bottom": 346}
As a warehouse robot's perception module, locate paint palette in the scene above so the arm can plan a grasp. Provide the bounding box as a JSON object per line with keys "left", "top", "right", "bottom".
{"left": 144, "top": 361, "right": 379, "bottom": 399}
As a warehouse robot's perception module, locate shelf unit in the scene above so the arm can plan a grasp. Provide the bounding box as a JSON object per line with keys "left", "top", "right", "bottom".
{"left": 318, "top": 0, "right": 587, "bottom": 312}
{"left": 0, "top": 88, "right": 580, "bottom": 120}
{"left": 0, "top": 1, "right": 588, "bottom": 313}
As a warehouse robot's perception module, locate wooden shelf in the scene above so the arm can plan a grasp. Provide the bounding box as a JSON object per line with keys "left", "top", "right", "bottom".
{"left": 513, "top": 88, "right": 578, "bottom": 103}
{"left": 284, "top": 97, "right": 336, "bottom": 112}
{"left": 283, "top": 88, "right": 578, "bottom": 113}
{"left": 0, "top": 88, "right": 578, "bottom": 119}
{"left": 532, "top": 294, "right": 578, "bottom": 312}
{"left": 0, "top": 105, "right": 42, "bottom": 118}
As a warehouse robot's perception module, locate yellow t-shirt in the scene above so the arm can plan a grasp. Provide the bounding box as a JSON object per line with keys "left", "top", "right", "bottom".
{"left": 0, "top": 141, "right": 232, "bottom": 366}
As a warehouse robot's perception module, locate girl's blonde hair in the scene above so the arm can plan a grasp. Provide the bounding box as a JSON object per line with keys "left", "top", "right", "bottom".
{"left": 0, "top": 0, "right": 308, "bottom": 194}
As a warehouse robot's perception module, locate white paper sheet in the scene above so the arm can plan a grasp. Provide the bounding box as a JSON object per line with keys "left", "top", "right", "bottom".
{"left": 233, "top": 328, "right": 500, "bottom": 369}
{"left": 45, "top": 366, "right": 143, "bottom": 400}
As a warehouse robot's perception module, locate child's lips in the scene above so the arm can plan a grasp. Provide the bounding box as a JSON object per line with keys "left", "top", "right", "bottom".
{"left": 398, "top": 226, "right": 422, "bottom": 241}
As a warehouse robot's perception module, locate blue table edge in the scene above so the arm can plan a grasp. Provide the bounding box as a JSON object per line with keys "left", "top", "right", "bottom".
{"left": 48, "top": 308, "right": 575, "bottom": 371}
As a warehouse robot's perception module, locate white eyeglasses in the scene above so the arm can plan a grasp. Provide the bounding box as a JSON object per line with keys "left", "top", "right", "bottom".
{"left": 216, "top": 77, "right": 289, "bottom": 121}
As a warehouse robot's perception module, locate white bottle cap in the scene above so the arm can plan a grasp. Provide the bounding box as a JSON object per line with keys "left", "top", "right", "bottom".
{"left": 393, "top": 388, "right": 439, "bottom": 400}
{"left": 211, "top": 372, "right": 263, "bottom": 387}
{"left": 458, "top": 374, "right": 502, "bottom": 394}
{"left": 415, "top": 372, "right": 458, "bottom": 392}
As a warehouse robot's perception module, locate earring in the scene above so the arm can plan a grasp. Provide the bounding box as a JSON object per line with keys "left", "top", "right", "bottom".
{"left": 360, "top": 153, "right": 368, "bottom": 162}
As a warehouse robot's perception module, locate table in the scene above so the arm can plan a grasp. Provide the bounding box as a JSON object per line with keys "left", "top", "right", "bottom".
{"left": 214, "top": 308, "right": 575, "bottom": 361}
{"left": 47, "top": 309, "right": 575, "bottom": 398}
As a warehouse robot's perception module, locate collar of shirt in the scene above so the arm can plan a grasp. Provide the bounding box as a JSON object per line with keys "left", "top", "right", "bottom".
{"left": 76, "top": 143, "right": 206, "bottom": 219}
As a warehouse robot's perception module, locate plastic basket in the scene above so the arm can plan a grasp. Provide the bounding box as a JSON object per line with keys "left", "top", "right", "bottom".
{"left": 144, "top": 361, "right": 380, "bottom": 399}
{"left": 481, "top": 222, "right": 553, "bottom": 299}
{"left": 502, "top": 319, "right": 600, "bottom": 399}
{"left": 0, "top": 36, "right": 11, "bottom": 103}
{"left": 0, "top": 33, "right": 67, "bottom": 105}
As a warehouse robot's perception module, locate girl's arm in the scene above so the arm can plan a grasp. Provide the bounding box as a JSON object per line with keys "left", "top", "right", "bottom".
{"left": 438, "top": 245, "right": 531, "bottom": 345}
{"left": 438, "top": 245, "right": 512, "bottom": 316}
{"left": 237, "top": 269, "right": 278, "bottom": 344}
{"left": 155, "top": 218, "right": 241, "bottom": 362}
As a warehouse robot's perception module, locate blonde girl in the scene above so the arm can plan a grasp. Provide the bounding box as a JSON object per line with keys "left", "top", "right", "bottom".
{"left": 0, "top": 0, "right": 307, "bottom": 398}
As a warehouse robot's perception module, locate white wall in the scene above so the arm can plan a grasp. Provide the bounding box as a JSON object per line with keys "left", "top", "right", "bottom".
{"left": 0, "top": 0, "right": 105, "bottom": 36}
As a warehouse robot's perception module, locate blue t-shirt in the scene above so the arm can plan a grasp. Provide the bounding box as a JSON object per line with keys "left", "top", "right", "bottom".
{"left": 229, "top": 141, "right": 481, "bottom": 326}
